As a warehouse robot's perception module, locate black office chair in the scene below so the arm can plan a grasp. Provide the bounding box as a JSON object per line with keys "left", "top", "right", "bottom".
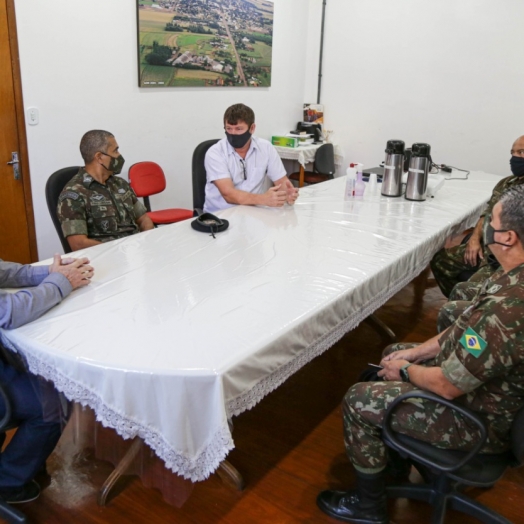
{"left": 289, "top": 143, "right": 335, "bottom": 185}
{"left": 0, "top": 383, "right": 28, "bottom": 523}
{"left": 45, "top": 167, "right": 80, "bottom": 254}
{"left": 383, "top": 389, "right": 523, "bottom": 524}
{"left": 192, "top": 139, "right": 220, "bottom": 216}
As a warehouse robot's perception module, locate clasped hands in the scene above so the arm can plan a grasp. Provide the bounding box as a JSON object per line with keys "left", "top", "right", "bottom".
{"left": 377, "top": 347, "right": 423, "bottom": 381}
{"left": 49, "top": 254, "right": 94, "bottom": 289}
{"left": 265, "top": 179, "right": 299, "bottom": 207}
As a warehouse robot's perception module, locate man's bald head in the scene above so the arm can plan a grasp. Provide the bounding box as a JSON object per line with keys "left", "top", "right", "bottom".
{"left": 511, "top": 136, "right": 524, "bottom": 155}
{"left": 510, "top": 136, "right": 524, "bottom": 177}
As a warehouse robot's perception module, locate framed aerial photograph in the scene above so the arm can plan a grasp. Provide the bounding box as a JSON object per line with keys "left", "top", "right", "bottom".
{"left": 137, "top": 0, "right": 274, "bottom": 88}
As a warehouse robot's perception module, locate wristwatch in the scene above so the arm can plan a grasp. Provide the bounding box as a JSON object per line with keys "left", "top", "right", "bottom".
{"left": 400, "top": 363, "right": 413, "bottom": 383}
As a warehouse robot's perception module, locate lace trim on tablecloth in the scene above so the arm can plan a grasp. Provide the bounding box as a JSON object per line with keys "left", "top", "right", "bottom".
{"left": 226, "top": 262, "right": 424, "bottom": 417}
{"left": 275, "top": 144, "right": 344, "bottom": 167}
{"left": 0, "top": 333, "right": 234, "bottom": 483}
{"left": 226, "top": 206, "right": 482, "bottom": 418}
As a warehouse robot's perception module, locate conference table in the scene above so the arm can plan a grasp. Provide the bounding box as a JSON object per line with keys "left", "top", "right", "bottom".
{"left": 0, "top": 171, "right": 499, "bottom": 492}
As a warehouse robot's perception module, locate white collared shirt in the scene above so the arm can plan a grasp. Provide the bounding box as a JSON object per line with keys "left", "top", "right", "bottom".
{"left": 204, "top": 136, "right": 287, "bottom": 213}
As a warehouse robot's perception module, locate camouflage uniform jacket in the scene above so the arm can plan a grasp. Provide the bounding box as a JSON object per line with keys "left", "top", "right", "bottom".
{"left": 57, "top": 168, "right": 147, "bottom": 242}
{"left": 435, "top": 263, "right": 524, "bottom": 452}
{"left": 478, "top": 174, "right": 524, "bottom": 259}
{"left": 481, "top": 174, "right": 524, "bottom": 219}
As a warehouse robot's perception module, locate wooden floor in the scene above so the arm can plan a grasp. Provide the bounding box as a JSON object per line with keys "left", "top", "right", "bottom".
{"left": 11, "top": 274, "right": 524, "bottom": 524}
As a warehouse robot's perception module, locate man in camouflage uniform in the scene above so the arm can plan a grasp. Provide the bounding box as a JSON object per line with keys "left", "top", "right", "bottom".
{"left": 430, "top": 135, "right": 524, "bottom": 298}
{"left": 57, "top": 130, "right": 154, "bottom": 252}
{"left": 317, "top": 186, "right": 524, "bottom": 524}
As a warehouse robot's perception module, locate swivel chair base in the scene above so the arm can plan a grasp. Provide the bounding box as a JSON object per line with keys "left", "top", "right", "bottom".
{"left": 387, "top": 478, "right": 512, "bottom": 524}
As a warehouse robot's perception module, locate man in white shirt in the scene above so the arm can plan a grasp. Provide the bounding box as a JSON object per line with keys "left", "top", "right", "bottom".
{"left": 204, "top": 103, "right": 299, "bottom": 213}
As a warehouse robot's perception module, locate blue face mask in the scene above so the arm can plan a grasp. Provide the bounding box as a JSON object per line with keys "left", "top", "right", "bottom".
{"left": 510, "top": 156, "right": 524, "bottom": 177}
{"left": 485, "top": 223, "right": 511, "bottom": 247}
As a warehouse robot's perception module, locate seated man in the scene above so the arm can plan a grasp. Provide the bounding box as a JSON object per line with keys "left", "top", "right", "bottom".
{"left": 317, "top": 185, "right": 524, "bottom": 524}
{"left": 0, "top": 254, "right": 93, "bottom": 503}
{"left": 203, "top": 103, "right": 299, "bottom": 213}
{"left": 57, "top": 130, "right": 154, "bottom": 251}
{"left": 430, "top": 135, "right": 524, "bottom": 297}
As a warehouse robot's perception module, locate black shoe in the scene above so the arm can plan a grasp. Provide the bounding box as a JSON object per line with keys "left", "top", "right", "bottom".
{"left": 0, "top": 480, "right": 40, "bottom": 504}
{"left": 317, "top": 489, "right": 388, "bottom": 524}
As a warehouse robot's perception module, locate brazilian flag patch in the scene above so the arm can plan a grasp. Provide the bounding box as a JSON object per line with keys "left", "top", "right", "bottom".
{"left": 460, "top": 327, "right": 487, "bottom": 358}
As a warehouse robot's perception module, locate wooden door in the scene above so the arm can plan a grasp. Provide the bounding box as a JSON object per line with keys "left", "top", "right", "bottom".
{"left": 0, "top": 0, "right": 37, "bottom": 263}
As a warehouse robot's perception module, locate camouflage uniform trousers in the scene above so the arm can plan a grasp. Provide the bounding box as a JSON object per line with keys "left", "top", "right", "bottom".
{"left": 343, "top": 343, "right": 481, "bottom": 474}
{"left": 430, "top": 242, "right": 484, "bottom": 298}
{"left": 437, "top": 264, "right": 495, "bottom": 332}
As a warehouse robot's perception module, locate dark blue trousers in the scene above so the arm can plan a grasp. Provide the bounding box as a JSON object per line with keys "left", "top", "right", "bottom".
{"left": 0, "top": 360, "right": 61, "bottom": 490}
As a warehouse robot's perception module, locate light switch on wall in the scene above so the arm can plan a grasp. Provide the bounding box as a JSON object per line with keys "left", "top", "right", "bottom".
{"left": 26, "top": 107, "right": 39, "bottom": 125}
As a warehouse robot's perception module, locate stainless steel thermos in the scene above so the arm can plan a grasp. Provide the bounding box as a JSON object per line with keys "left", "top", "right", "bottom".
{"left": 381, "top": 140, "right": 405, "bottom": 197}
{"left": 405, "top": 143, "right": 431, "bottom": 201}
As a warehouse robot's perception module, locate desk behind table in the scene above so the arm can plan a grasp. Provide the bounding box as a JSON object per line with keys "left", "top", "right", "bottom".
{"left": 274, "top": 143, "right": 344, "bottom": 187}
{"left": 0, "top": 171, "right": 499, "bottom": 498}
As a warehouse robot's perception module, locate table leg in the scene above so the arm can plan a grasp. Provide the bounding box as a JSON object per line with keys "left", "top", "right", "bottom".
{"left": 216, "top": 459, "right": 245, "bottom": 491}
{"left": 97, "top": 437, "right": 143, "bottom": 506}
{"left": 365, "top": 314, "right": 397, "bottom": 342}
{"left": 298, "top": 165, "right": 305, "bottom": 188}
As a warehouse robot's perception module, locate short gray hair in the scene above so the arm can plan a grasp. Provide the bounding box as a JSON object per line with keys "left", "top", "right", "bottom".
{"left": 80, "top": 130, "right": 114, "bottom": 163}
{"left": 499, "top": 185, "right": 524, "bottom": 240}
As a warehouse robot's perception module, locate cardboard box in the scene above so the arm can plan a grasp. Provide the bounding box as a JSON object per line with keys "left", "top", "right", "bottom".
{"left": 271, "top": 136, "right": 298, "bottom": 148}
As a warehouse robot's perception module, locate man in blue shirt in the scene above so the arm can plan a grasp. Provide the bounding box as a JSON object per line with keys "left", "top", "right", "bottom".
{"left": 0, "top": 255, "right": 93, "bottom": 504}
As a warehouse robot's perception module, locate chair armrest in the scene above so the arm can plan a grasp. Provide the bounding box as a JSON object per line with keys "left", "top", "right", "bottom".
{"left": 461, "top": 232, "right": 473, "bottom": 245}
{"left": 382, "top": 389, "right": 487, "bottom": 473}
{"left": 0, "top": 383, "right": 12, "bottom": 432}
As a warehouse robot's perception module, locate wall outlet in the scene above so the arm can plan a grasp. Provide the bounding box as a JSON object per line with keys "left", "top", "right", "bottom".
{"left": 26, "top": 107, "right": 39, "bottom": 126}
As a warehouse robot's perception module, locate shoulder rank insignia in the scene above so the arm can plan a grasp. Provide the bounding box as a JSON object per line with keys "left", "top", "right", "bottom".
{"left": 59, "top": 191, "right": 79, "bottom": 201}
{"left": 487, "top": 284, "right": 502, "bottom": 294}
{"left": 460, "top": 327, "right": 487, "bottom": 358}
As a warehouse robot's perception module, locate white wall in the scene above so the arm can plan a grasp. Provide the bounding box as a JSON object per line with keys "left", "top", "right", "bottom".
{"left": 14, "top": 0, "right": 311, "bottom": 260}
{"left": 306, "top": 0, "right": 524, "bottom": 176}
{"left": 18, "top": 0, "right": 524, "bottom": 260}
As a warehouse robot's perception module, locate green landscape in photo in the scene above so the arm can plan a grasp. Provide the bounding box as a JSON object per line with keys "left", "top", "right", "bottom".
{"left": 137, "top": 0, "right": 274, "bottom": 88}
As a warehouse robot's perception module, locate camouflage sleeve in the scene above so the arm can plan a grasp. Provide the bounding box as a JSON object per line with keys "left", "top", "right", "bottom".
{"left": 57, "top": 191, "right": 89, "bottom": 237}
{"left": 121, "top": 179, "right": 147, "bottom": 218}
{"left": 439, "top": 306, "right": 522, "bottom": 392}
{"left": 133, "top": 199, "right": 148, "bottom": 219}
{"left": 481, "top": 176, "right": 511, "bottom": 218}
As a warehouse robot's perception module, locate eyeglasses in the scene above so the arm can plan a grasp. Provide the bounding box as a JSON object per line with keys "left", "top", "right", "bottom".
{"left": 240, "top": 159, "right": 246, "bottom": 180}
{"left": 511, "top": 149, "right": 524, "bottom": 157}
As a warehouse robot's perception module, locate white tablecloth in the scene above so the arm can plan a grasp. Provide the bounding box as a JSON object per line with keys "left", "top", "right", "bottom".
{"left": 274, "top": 143, "right": 344, "bottom": 168}
{"left": 0, "top": 171, "right": 499, "bottom": 482}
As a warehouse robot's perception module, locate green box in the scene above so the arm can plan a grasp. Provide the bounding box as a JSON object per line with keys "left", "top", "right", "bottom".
{"left": 271, "top": 136, "right": 298, "bottom": 148}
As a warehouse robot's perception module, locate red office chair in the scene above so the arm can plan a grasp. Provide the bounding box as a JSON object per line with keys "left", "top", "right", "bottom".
{"left": 128, "top": 162, "right": 193, "bottom": 225}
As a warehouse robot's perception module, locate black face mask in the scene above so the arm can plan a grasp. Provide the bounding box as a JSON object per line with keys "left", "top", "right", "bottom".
{"left": 225, "top": 129, "right": 252, "bottom": 149}
{"left": 510, "top": 156, "right": 524, "bottom": 177}
{"left": 100, "top": 152, "right": 125, "bottom": 175}
{"left": 485, "top": 223, "right": 511, "bottom": 247}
